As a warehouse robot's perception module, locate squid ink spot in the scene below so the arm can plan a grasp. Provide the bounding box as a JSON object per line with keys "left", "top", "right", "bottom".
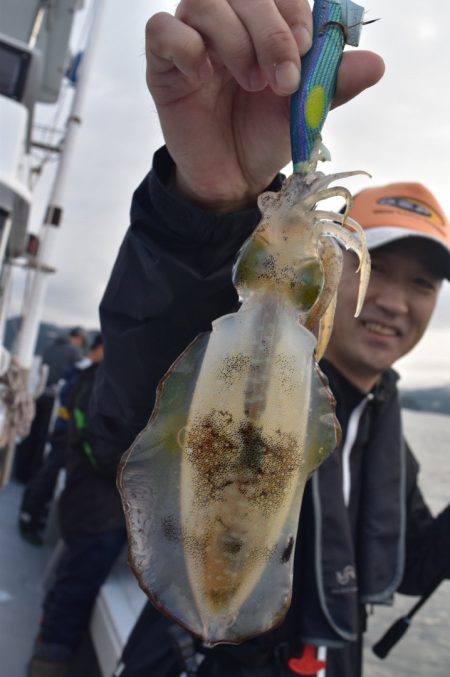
{"left": 281, "top": 536, "right": 294, "bottom": 563}
{"left": 222, "top": 533, "right": 243, "bottom": 555}
{"left": 161, "top": 516, "right": 180, "bottom": 543}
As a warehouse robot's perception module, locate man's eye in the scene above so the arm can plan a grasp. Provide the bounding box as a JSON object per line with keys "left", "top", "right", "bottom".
{"left": 414, "top": 277, "right": 436, "bottom": 291}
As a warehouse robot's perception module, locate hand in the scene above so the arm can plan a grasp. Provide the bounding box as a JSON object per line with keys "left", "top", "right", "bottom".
{"left": 146, "top": 0, "right": 384, "bottom": 212}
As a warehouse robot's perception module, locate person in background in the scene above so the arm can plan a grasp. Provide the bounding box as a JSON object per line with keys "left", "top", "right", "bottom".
{"left": 27, "top": 331, "right": 126, "bottom": 677}
{"left": 81, "top": 4, "right": 449, "bottom": 677}
{"left": 18, "top": 333, "right": 104, "bottom": 545}
{"left": 14, "top": 326, "right": 87, "bottom": 483}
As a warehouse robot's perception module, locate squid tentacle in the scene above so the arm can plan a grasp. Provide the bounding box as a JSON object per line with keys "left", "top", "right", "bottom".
{"left": 306, "top": 170, "right": 371, "bottom": 195}
{"left": 304, "top": 237, "right": 343, "bottom": 360}
{"left": 316, "top": 286, "right": 339, "bottom": 362}
{"left": 320, "top": 222, "right": 371, "bottom": 317}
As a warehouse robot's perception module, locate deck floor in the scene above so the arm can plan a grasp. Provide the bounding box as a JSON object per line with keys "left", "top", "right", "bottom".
{"left": 0, "top": 480, "right": 101, "bottom": 677}
{"left": 0, "top": 480, "right": 52, "bottom": 677}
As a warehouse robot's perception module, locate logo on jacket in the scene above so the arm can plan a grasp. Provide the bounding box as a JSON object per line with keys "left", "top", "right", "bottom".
{"left": 336, "top": 565, "right": 356, "bottom": 586}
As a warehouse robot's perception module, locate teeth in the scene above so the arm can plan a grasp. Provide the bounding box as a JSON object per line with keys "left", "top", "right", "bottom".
{"left": 364, "top": 321, "right": 396, "bottom": 336}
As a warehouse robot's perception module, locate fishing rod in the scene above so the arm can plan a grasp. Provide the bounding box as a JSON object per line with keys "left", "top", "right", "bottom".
{"left": 372, "top": 563, "right": 450, "bottom": 659}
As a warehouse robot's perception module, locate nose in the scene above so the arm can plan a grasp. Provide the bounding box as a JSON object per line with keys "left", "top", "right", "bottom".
{"left": 373, "top": 280, "right": 409, "bottom": 316}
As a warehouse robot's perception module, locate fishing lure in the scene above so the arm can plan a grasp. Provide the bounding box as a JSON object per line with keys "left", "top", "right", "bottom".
{"left": 118, "top": 0, "right": 370, "bottom": 646}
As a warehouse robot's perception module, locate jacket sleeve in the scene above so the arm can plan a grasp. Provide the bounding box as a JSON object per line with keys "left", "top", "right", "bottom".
{"left": 398, "top": 440, "right": 450, "bottom": 595}
{"left": 87, "top": 146, "right": 283, "bottom": 478}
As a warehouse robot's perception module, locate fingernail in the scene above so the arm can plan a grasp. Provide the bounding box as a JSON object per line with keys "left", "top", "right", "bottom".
{"left": 292, "top": 25, "right": 313, "bottom": 55}
{"left": 275, "top": 61, "right": 300, "bottom": 94}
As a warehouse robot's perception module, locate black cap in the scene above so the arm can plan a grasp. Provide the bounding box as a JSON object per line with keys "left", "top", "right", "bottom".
{"left": 69, "top": 326, "right": 87, "bottom": 338}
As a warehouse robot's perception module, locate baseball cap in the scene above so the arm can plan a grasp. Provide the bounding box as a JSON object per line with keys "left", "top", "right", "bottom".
{"left": 348, "top": 182, "right": 450, "bottom": 279}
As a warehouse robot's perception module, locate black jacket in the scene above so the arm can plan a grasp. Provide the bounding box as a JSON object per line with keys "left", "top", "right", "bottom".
{"left": 59, "top": 362, "right": 125, "bottom": 538}
{"left": 90, "top": 147, "right": 450, "bottom": 677}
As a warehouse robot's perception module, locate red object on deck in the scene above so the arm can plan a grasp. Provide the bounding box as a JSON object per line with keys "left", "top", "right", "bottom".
{"left": 288, "top": 644, "right": 327, "bottom": 675}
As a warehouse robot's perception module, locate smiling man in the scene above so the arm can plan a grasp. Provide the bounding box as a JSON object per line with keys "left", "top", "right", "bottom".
{"left": 327, "top": 182, "right": 449, "bottom": 393}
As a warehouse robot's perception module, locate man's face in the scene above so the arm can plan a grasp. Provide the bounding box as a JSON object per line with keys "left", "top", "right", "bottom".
{"left": 70, "top": 334, "right": 85, "bottom": 349}
{"left": 325, "top": 238, "right": 442, "bottom": 392}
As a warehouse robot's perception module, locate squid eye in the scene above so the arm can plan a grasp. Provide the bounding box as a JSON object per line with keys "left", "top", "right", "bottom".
{"left": 234, "top": 239, "right": 323, "bottom": 312}
{"left": 233, "top": 238, "right": 272, "bottom": 291}
{"left": 289, "top": 260, "right": 323, "bottom": 310}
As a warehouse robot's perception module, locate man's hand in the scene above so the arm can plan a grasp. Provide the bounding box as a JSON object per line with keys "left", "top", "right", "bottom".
{"left": 146, "top": 0, "right": 384, "bottom": 212}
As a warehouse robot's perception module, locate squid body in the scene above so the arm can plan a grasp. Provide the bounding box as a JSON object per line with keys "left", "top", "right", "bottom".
{"left": 118, "top": 164, "right": 370, "bottom": 645}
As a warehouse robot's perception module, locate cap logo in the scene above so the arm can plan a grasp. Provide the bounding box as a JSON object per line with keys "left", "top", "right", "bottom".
{"left": 378, "top": 197, "right": 444, "bottom": 225}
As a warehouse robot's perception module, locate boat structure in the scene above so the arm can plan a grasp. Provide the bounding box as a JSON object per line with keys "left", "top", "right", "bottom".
{"left": 0, "top": 0, "right": 100, "bottom": 486}
{"left": 0, "top": 2, "right": 145, "bottom": 674}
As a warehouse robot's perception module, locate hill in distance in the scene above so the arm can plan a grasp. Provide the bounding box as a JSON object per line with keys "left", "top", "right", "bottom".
{"left": 400, "top": 385, "right": 450, "bottom": 416}
{"left": 4, "top": 317, "right": 98, "bottom": 356}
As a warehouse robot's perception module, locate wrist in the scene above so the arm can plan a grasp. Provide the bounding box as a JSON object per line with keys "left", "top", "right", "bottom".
{"left": 169, "top": 170, "right": 263, "bottom": 215}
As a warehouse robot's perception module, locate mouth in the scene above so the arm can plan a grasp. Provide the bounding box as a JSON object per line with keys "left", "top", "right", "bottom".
{"left": 361, "top": 320, "right": 400, "bottom": 337}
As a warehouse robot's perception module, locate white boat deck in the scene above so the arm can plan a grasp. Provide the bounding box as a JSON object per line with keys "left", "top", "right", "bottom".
{"left": 0, "top": 479, "right": 146, "bottom": 677}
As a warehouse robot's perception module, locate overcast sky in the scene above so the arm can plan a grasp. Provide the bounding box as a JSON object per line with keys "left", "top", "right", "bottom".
{"left": 16, "top": 0, "right": 450, "bottom": 388}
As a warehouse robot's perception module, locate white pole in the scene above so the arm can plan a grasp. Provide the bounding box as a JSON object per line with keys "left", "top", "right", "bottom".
{"left": 14, "top": 0, "right": 107, "bottom": 370}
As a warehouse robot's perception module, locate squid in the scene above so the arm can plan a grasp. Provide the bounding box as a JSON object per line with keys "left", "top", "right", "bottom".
{"left": 118, "top": 0, "right": 370, "bottom": 646}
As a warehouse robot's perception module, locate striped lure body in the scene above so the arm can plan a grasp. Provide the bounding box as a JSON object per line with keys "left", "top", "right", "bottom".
{"left": 291, "top": 0, "right": 364, "bottom": 172}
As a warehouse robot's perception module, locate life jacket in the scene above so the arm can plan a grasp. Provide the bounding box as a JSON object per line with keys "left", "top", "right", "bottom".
{"left": 293, "top": 361, "right": 405, "bottom": 645}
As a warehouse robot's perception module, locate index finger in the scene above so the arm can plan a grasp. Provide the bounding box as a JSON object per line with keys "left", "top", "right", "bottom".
{"left": 228, "top": 0, "right": 313, "bottom": 94}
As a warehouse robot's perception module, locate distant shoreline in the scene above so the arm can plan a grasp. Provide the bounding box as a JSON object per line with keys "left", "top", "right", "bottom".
{"left": 400, "top": 385, "right": 450, "bottom": 416}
